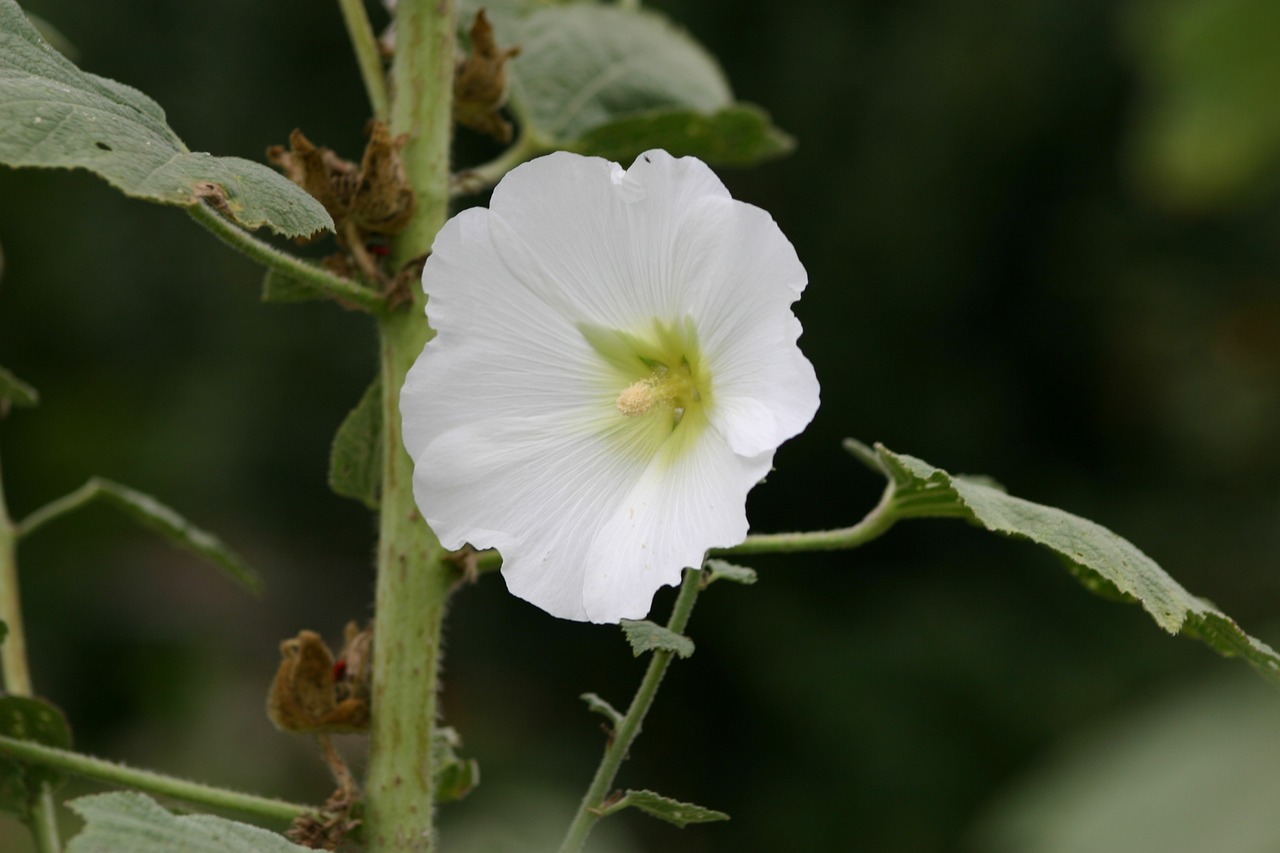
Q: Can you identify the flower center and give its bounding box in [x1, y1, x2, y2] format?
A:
[615, 361, 701, 423]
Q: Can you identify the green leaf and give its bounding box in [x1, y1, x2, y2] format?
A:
[571, 104, 794, 168]
[871, 443, 1280, 680]
[703, 558, 757, 586]
[504, 4, 791, 167]
[328, 377, 382, 510]
[433, 727, 479, 804]
[66, 791, 310, 853]
[603, 790, 729, 828]
[0, 696, 72, 819]
[0, 366, 38, 409]
[92, 479, 264, 595]
[261, 267, 326, 304]
[0, 0, 332, 237]
[620, 619, 695, 659]
[19, 478, 263, 594]
[579, 692, 623, 727]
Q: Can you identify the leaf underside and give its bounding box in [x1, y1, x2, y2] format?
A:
[487, 2, 792, 167]
[0, 0, 331, 237]
[66, 792, 310, 853]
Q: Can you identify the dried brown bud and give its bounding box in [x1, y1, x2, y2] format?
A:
[454, 9, 522, 142]
[267, 122, 414, 248]
[266, 629, 369, 734]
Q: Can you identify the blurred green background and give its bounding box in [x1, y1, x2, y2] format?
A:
[2, 0, 1280, 850]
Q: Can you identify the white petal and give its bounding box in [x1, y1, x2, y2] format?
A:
[582, 430, 772, 623]
[413, 407, 651, 621]
[485, 150, 735, 330]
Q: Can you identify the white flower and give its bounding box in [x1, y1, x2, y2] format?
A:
[400, 150, 819, 623]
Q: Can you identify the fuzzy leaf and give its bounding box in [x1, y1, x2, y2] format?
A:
[66, 792, 309, 853]
[703, 559, 757, 586]
[510, 5, 728, 141]
[328, 377, 382, 510]
[0, 697, 72, 819]
[873, 443, 1280, 681]
[620, 620, 694, 659]
[606, 790, 729, 828]
[570, 104, 794, 168]
[0, 366, 37, 409]
[579, 692, 623, 727]
[0, 0, 331, 237]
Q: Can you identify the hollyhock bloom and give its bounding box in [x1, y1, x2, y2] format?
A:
[401, 150, 819, 623]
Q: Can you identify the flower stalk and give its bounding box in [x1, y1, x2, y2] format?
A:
[337, 0, 391, 122]
[557, 567, 704, 853]
[363, 0, 457, 850]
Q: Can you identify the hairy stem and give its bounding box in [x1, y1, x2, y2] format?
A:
[363, 0, 457, 851]
[557, 568, 703, 853]
[0, 736, 309, 824]
[0, 445, 61, 853]
[338, 0, 391, 122]
[187, 203, 384, 313]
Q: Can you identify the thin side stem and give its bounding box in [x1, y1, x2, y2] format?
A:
[338, 0, 391, 121]
[187, 203, 385, 313]
[0, 445, 60, 853]
[557, 568, 703, 853]
[363, 0, 457, 851]
[0, 736, 309, 825]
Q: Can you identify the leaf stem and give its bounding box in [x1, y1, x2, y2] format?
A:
[0, 444, 61, 853]
[451, 129, 552, 197]
[557, 567, 703, 853]
[337, 0, 391, 122]
[363, 0, 457, 851]
[0, 735, 310, 825]
[187, 202, 385, 313]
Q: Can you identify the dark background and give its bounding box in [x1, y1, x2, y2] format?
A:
[2, 0, 1279, 850]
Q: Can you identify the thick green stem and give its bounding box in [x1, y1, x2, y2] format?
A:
[557, 568, 703, 853]
[338, 0, 391, 121]
[363, 1, 456, 851]
[0, 446, 61, 853]
[0, 736, 309, 825]
[187, 203, 385, 313]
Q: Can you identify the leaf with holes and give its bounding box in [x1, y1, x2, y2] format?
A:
[0, 0, 331, 237]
